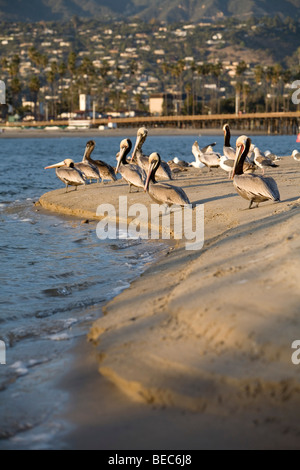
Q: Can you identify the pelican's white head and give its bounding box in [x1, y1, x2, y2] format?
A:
[45, 159, 74, 170]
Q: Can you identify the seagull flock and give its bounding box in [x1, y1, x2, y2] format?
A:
[45, 123, 299, 210]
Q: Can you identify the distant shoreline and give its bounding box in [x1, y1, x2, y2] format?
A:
[0, 127, 282, 139]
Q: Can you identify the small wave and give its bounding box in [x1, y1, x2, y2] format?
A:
[42, 279, 101, 298]
[112, 281, 131, 296]
[35, 297, 106, 318]
[10, 362, 29, 377]
[45, 333, 71, 341]
[4, 318, 78, 346]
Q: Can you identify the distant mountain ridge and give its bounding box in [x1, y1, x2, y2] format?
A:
[0, 0, 300, 22]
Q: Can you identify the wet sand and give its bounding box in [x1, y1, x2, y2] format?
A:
[38, 158, 300, 449]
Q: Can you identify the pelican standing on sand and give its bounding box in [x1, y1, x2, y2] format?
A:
[116, 139, 146, 192]
[232, 136, 280, 209]
[45, 159, 86, 192]
[83, 140, 117, 183]
[75, 141, 100, 182]
[223, 123, 236, 160]
[131, 127, 173, 180]
[144, 153, 190, 207]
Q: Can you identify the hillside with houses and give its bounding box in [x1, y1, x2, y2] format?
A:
[0, 16, 299, 121]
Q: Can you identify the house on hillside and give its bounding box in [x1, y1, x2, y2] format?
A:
[149, 93, 187, 116]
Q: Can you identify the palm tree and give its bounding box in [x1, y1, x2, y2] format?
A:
[58, 61, 67, 113]
[28, 76, 41, 119]
[134, 93, 144, 113]
[10, 77, 22, 110]
[197, 63, 210, 114]
[234, 81, 242, 115]
[68, 52, 77, 114]
[28, 47, 40, 69]
[160, 62, 169, 94]
[271, 64, 283, 112]
[99, 60, 110, 111]
[211, 62, 223, 113]
[79, 57, 95, 95]
[242, 82, 251, 113]
[47, 62, 58, 118]
[254, 65, 264, 86]
[176, 59, 185, 114]
[190, 61, 197, 115]
[9, 55, 21, 78]
[185, 83, 192, 115]
[282, 69, 292, 111]
[235, 61, 247, 114]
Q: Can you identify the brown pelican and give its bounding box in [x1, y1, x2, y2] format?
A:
[292, 150, 300, 161]
[116, 139, 146, 192]
[75, 141, 100, 182]
[233, 136, 280, 209]
[45, 159, 85, 192]
[83, 140, 116, 183]
[144, 153, 190, 207]
[223, 123, 236, 160]
[131, 127, 172, 180]
[254, 147, 279, 175]
[192, 141, 220, 170]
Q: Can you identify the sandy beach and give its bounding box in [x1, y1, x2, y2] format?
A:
[0, 126, 270, 140]
[37, 156, 300, 449]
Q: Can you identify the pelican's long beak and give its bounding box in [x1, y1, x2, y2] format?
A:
[144, 162, 155, 192]
[82, 145, 89, 161]
[115, 148, 126, 174]
[44, 160, 65, 170]
[131, 134, 142, 163]
[232, 143, 245, 178]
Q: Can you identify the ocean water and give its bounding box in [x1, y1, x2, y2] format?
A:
[0, 133, 297, 449]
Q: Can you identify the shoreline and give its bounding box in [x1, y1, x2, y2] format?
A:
[38, 158, 300, 449]
[0, 126, 282, 139]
